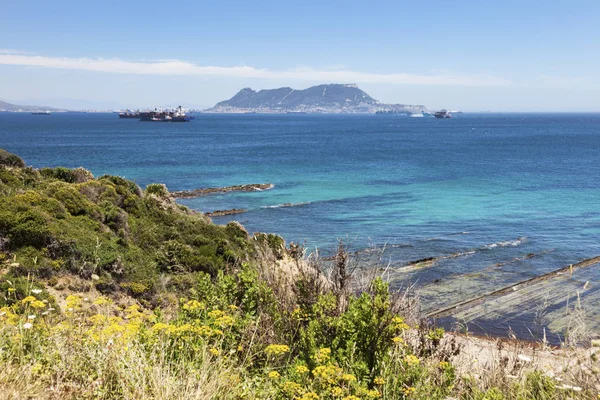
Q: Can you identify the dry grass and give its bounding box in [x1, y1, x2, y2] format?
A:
[0, 335, 246, 400]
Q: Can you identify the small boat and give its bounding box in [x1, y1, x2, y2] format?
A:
[410, 113, 423, 117]
[421, 111, 434, 117]
[31, 111, 51, 115]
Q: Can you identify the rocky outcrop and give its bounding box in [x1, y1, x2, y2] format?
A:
[171, 183, 274, 199]
[205, 208, 248, 217]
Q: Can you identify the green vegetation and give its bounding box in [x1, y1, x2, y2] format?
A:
[0, 149, 596, 399]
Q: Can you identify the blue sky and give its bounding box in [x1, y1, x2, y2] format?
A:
[1, 0, 599, 111]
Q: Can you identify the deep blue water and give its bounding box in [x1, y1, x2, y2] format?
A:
[2, 112, 600, 341]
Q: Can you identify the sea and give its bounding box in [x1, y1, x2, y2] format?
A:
[1, 112, 600, 344]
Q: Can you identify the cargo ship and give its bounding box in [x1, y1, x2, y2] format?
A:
[434, 109, 452, 119]
[139, 106, 194, 122]
[119, 110, 140, 119]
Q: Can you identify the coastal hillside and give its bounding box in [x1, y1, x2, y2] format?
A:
[205, 83, 426, 114]
[0, 100, 60, 112]
[0, 148, 597, 399]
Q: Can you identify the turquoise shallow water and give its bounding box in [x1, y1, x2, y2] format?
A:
[1, 112, 600, 342]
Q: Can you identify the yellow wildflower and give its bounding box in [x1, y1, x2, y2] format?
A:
[65, 295, 81, 310]
[209, 348, 220, 356]
[265, 344, 290, 356]
[374, 377, 385, 385]
[403, 386, 416, 396]
[88, 314, 108, 325]
[295, 365, 309, 374]
[341, 374, 357, 382]
[343, 396, 360, 400]
[208, 309, 224, 319]
[30, 300, 46, 309]
[392, 316, 410, 330]
[194, 325, 213, 336]
[300, 393, 319, 400]
[7, 288, 16, 293]
[367, 389, 381, 398]
[228, 304, 238, 311]
[215, 315, 235, 327]
[125, 304, 143, 319]
[314, 347, 331, 363]
[268, 370, 280, 379]
[182, 300, 205, 311]
[0, 307, 18, 325]
[404, 355, 420, 366]
[282, 381, 302, 395]
[392, 336, 404, 344]
[21, 296, 36, 304]
[93, 296, 111, 306]
[331, 387, 344, 396]
[439, 361, 451, 369]
[31, 363, 43, 375]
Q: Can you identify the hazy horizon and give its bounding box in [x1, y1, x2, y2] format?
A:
[1, 0, 599, 112]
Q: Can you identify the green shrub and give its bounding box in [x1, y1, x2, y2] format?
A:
[254, 232, 285, 259]
[121, 281, 151, 296]
[225, 221, 248, 240]
[0, 168, 20, 186]
[0, 148, 25, 168]
[78, 180, 119, 204]
[46, 182, 96, 216]
[145, 183, 169, 197]
[40, 166, 77, 183]
[99, 175, 143, 198]
[0, 210, 51, 248]
[10, 246, 60, 278]
[13, 190, 66, 218]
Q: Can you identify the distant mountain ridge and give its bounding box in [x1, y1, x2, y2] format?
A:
[206, 84, 426, 114]
[0, 100, 62, 112]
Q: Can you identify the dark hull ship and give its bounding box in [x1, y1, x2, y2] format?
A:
[434, 109, 452, 118]
[139, 106, 194, 122]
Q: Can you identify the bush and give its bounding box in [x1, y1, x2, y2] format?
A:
[226, 221, 248, 240]
[0, 148, 25, 168]
[0, 210, 51, 248]
[99, 175, 143, 198]
[145, 183, 169, 197]
[71, 167, 94, 183]
[40, 166, 78, 183]
[13, 191, 66, 218]
[46, 182, 96, 216]
[254, 232, 285, 259]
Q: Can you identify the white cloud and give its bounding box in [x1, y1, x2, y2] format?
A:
[0, 48, 34, 55]
[0, 51, 511, 87]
